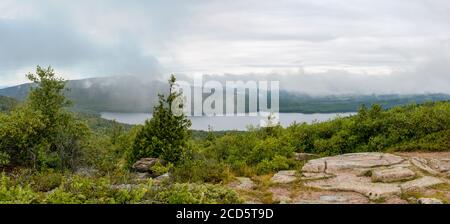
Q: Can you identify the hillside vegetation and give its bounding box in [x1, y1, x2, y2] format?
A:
[1, 66, 450, 204]
[0, 96, 17, 112]
[2, 76, 450, 114]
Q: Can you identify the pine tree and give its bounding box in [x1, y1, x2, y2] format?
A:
[130, 75, 191, 164]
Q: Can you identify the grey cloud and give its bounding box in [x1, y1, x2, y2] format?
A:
[195, 46, 450, 95]
[0, 1, 162, 81]
[1, 0, 450, 95]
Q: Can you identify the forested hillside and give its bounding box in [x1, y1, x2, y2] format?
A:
[2, 76, 450, 114]
[0, 96, 17, 112]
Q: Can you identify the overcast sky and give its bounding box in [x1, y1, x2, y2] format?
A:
[1, 0, 450, 94]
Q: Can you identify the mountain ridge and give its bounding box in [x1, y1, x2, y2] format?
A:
[1, 76, 450, 114]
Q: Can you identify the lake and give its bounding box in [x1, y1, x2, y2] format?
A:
[101, 112, 355, 131]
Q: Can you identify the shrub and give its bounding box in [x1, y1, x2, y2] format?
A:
[172, 158, 232, 184]
[150, 161, 173, 177]
[0, 66, 89, 170]
[256, 155, 291, 175]
[156, 183, 242, 204]
[30, 169, 64, 192]
[0, 173, 39, 204]
[44, 175, 150, 204]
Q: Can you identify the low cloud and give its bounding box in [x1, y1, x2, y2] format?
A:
[1, 0, 450, 95]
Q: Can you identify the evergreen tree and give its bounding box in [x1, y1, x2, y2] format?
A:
[0, 66, 88, 169]
[130, 75, 191, 164]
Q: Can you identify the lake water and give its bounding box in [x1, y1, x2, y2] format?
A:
[101, 112, 355, 131]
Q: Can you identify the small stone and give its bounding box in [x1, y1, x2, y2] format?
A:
[417, 198, 443, 204]
[371, 167, 416, 183]
[271, 170, 297, 184]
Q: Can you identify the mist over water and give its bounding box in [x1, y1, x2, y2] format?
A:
[100, 112, 355, 131]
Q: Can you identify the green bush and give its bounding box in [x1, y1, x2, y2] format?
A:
[156, 183, 242, 204]
[172, 158, 232, 183]
[285, 102, 450, 155]
[29, 169, 64, 192]
[150, 161, 173, 177]
[256, 155, 291, 175]
[0, 173, 39, 204]
[202, 130, 295, 175]
[44, 175, 150, 204]
[0, 66, 89, 170]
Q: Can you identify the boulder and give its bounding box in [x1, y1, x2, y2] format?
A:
[132, 158, 166, 174]
[371, 167, 416, 183]
[417, 198, 443, 204]
[271, 170, 297, 184]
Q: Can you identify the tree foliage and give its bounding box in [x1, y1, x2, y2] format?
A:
[0, 66, 88, 170]
[130, 75, 191, 164]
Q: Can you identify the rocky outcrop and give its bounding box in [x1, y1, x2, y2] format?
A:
[303, 173, 402, 200]
[301, 153, 446, 200]
[271, 170, 297, 184]
[293, 191, 370, 204]
[234, 152, 450, 204]
[410, 157, 440, 175]
[371, 167, 415, 183]
[400, 176, 444, 192]
[301, 172, 334, 180]
[302, 153, 405, 174]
